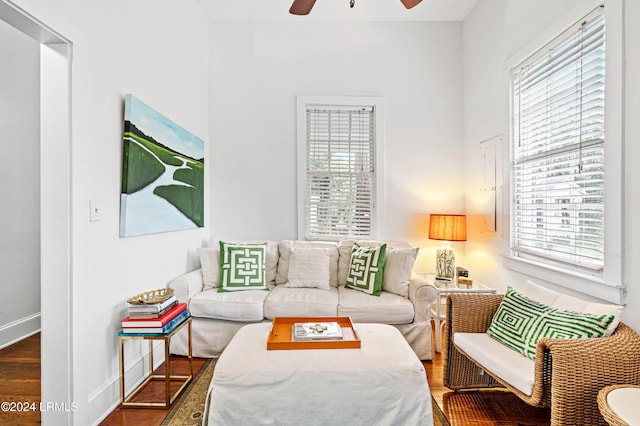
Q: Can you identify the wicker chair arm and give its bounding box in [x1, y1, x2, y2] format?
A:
[535, 323, 640, 425]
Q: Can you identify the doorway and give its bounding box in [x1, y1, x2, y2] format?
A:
[0, 1, 73, 423]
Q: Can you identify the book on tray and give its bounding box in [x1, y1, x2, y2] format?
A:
[121, 302, 187, 328]
[121, 308, 190, 334]
[292, 321, 343, 341]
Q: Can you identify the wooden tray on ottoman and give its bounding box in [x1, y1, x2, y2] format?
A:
[267, 316, 361, 350]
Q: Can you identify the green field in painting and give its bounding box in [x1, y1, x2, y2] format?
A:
[121, 139, 165, 194]
[123, 131, 204, 227]
[154, 159, 205, 227]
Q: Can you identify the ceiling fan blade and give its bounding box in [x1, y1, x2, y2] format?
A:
[290, 0, 317, 15]
[400, 0, 422, 9]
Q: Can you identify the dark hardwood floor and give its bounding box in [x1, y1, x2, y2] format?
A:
[0, 326, 455, 426]
[0, 333, 41, 425]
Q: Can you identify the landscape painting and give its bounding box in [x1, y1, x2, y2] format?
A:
[120, 94, 204, 237]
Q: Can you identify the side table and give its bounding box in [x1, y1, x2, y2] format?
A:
[419, 273, 496, 353]
[598, 384, 640, 425]
[119, 316, 193, 408]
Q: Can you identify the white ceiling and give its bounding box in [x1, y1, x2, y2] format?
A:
[199, 0, 478, 22]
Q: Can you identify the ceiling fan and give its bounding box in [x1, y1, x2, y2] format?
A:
[289, 0, 423, 16]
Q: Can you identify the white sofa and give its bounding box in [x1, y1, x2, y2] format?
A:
[168, 239, 438, 360]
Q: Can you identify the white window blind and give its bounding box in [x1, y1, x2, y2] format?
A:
[511, 7, 605, 272]
[303, 105, 375, 240]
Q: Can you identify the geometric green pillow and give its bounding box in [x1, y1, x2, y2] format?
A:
[488, 287, 615, 360]
[488, 287, 549, 358]
[523, 305, 614, 360]
[345, 242, 386, 296]
[218, 241, 268, 292]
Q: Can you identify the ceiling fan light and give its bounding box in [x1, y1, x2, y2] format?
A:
[400, 0, 423, 9]
[290, 0, 317, 15]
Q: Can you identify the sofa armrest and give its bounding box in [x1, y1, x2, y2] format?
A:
[408, 274, 437, 323]
[534, 322, 640, 425]
[168, 269, 204, 304]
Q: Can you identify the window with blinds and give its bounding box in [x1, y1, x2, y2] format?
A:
[510, 7, 605, 272]
[302, 105, 376, 240]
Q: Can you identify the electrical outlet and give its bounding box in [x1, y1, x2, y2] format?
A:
[90, 200, 101, 222]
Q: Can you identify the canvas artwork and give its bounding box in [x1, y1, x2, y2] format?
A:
[120, 94, 204, 237]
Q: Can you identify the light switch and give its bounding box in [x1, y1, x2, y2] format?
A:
[90, 200, 101, 222]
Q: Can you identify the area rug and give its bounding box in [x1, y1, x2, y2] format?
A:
[162, 358, 448, 425]
[442, 390, 550, 426]
[161, 358, 217, 426]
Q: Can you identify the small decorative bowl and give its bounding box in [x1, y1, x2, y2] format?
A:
[127, 288, 174, 305]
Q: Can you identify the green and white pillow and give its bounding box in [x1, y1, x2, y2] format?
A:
[218, 241, 268, 292]
[488, 287, 615, 360]
[345, 242, 387, 296]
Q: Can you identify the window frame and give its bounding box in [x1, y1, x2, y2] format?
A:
[503, 1, 624, 304]
[296, 95, 385, 241]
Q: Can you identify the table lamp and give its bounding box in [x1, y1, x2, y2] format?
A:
[428, 214, 467, 281]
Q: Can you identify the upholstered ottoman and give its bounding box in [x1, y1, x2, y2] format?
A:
[204, 322, 433, 425]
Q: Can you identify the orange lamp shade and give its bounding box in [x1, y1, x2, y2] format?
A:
[428, 214, 467, 242]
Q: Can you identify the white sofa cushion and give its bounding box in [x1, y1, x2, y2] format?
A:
[337, 240, 412, 286]
[383, 247, 419, 298]
[188, 288, 269, 322]
[284, 247, 331, 290]
[522, 280, 623, 336]
[455, 332, 535, 396]
[276, 241, 339, 287]
[337, 286, 415, 324]
[264, 285, 339, 319]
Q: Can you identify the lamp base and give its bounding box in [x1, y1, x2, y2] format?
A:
[435, 243, 455, 281]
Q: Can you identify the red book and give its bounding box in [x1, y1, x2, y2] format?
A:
[121, 303, 187, 328]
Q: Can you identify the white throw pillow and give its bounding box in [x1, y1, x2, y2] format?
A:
[284, 248, 331, 290]
[382, 247, 419, 298]
[198, 247, 220, 291]
[276, 241, 339, 287]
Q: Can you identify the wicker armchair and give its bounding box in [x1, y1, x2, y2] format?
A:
[443, 293, 640, 426]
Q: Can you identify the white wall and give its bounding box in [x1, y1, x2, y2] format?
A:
[209, 21, 465, 272]
[0, 18, 41, 347]
[10, 0, 210, 424]
[462, 0, 640, 332]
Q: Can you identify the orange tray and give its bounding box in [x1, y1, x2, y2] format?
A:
[267, 316, 361, 350]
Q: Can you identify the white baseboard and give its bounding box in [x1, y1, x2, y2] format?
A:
[0, 313, 41, 349]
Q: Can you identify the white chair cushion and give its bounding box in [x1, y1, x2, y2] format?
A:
[263, 285, 339, 319]
[522, 280, 623, 335]
[454, 332, 535, 396]
[188, 288, 269, 321]
[337, 286, 415, 324]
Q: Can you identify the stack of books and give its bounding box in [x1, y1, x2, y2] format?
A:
[121, 295, 190, 334]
